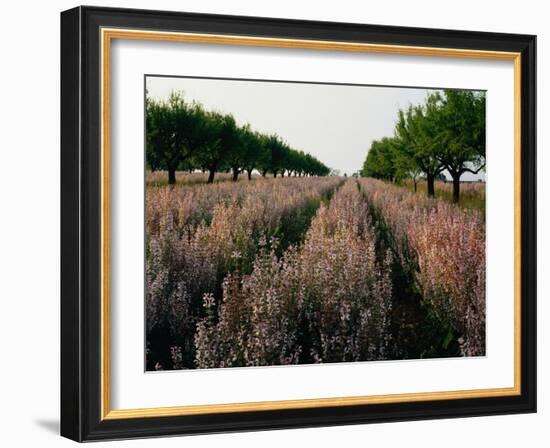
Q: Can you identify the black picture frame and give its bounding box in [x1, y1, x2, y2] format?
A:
[61, 5, 536, 442]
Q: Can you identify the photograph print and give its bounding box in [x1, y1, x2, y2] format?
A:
[144, 75, 486, 371]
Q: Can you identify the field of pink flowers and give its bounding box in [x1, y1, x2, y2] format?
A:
[359, 178, 485, 357]
[194, 180, 392, 368]
[146, 175, 342, 369]
[146, 174, 486, 370]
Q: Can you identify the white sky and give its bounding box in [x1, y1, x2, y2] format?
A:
[146, 76, 482, 179]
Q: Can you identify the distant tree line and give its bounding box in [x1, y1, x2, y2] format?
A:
[146, 91, 331, 184]
[362, 90, 485, 202]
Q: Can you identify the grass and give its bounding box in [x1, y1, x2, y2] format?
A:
[145, 170, 236, 187]
[400, 179, 485, 212]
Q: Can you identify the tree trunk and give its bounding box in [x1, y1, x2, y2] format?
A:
[261, 170, 267, 177]
[207, 168, 216, 184]
[232, 167, 239, 182]
[427, 174, 435, 197]
[452, 176, 460, 203]
[413, 180, 417, 193]
[168, 167, 176, 185]
[247, 169, 252, 180]
[273, 171, 277, 178]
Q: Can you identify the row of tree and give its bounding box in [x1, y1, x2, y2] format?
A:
[146, 92, 330, 184]
[362, 90, 485, 202]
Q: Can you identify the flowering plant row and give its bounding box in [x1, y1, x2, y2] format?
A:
[146, 176, 342, 369]
[146, 174, 485, 370]
[195, 180, 393, 368]
[359, 178, 485, 356]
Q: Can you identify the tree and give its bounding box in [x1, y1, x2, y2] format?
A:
[146, 98, 173, 177]
[265, 135, 286, 177]
[294, 150, 306, 177]
[360, 90, 486, 202]
[254, 133, 272, 177]
[146, 91, 331, 184]
[394, 103, 445, 197]
[433, 90, 486, 202]
[194, 112, 240, 184]
[362, 137, 398, 181]
[146, 92, 205, 185]
[240, 129, 264, 180]
[226, 124, 251, 181]
[393, 146, 423, 192]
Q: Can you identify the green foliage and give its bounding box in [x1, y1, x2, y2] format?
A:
[146, 92, 210, 184]
[361, 89, 486, 202]
[192, 111, 239, 182]
[361, 137, 398, 181]
[434, 90, 486, 178]
[146, 91, 331, 183]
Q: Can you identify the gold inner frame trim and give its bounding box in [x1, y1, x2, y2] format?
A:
[100, 27, 522, 421]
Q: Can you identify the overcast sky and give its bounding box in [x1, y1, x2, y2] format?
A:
[146, 76, 481, 179]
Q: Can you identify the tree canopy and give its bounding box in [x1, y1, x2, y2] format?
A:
[146, 91, 330, 183]
[361, 89, 486, 202]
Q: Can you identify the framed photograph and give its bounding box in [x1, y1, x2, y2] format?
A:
[60, 6, 536, 442]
